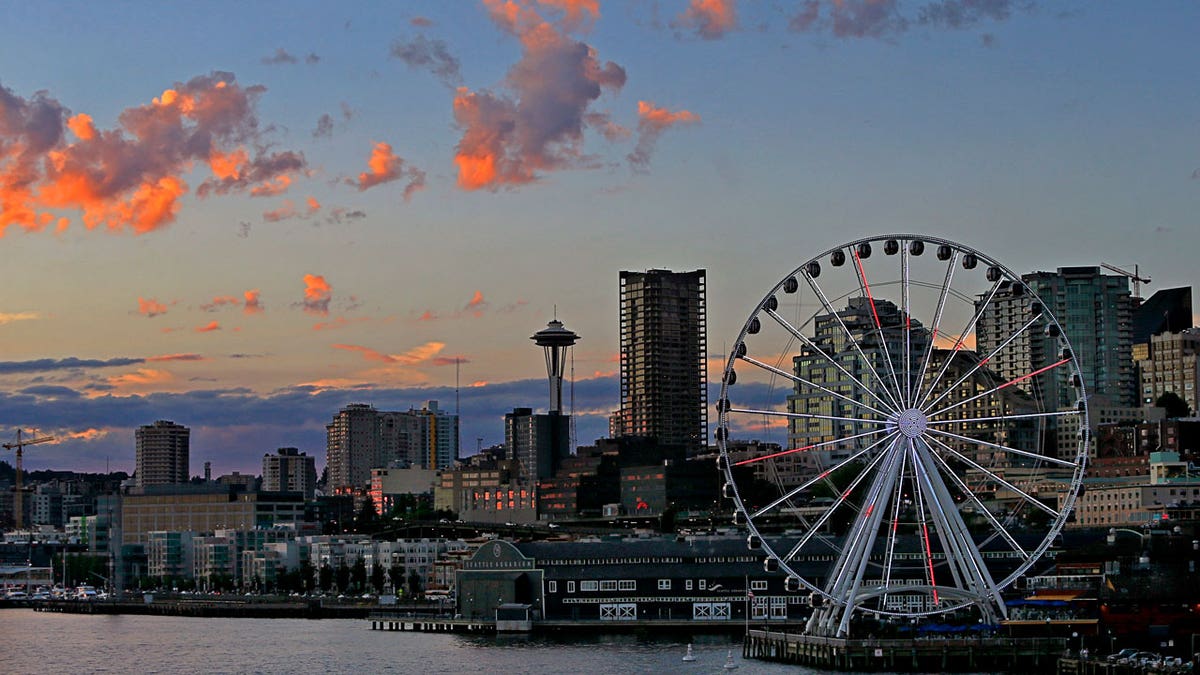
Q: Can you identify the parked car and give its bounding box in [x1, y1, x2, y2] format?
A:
[1107, 649, 1138, 663]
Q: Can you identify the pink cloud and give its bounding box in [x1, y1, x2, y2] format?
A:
[452, 0, 626, 190]
[674, 0, 738, 39]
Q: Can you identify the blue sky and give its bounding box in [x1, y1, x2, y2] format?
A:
[1, 1, 1197, 475]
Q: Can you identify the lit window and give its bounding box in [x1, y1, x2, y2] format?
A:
[581, 580, 598, 592]
[548, 581, 557, 593]
[658, 579, 671, 590]
[685, 580, 693, 591]
[567, 581, 575, 593]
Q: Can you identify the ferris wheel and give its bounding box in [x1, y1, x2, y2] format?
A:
[715, 235, 1089, 638]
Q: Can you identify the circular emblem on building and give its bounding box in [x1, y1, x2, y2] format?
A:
[492, 542, 502, 557]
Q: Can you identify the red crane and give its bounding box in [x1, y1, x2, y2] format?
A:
[3, 430, 55, 530]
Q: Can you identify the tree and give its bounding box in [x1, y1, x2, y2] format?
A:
[335, 562, 351, 593]
[370, 563, 386, 594]
[407, 569, 422, 598]
[388, 563, 405, 594]
[318, 564, 334, 592]
[1156, 392, 1191, 418]
[298, 559, 316, 593]
[350, 557, 367, 593]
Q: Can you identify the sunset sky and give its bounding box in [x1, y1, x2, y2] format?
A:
[2, 1, 1198, 476]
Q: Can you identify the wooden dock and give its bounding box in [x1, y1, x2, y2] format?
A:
[744, 630, 1069, 672]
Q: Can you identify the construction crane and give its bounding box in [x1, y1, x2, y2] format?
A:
[3, 429, 55, 531]
[1101, 262, 1151, 300]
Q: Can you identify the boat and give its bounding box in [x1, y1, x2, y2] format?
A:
[682, 644, 697, 662]
[723, 649, 739, 670]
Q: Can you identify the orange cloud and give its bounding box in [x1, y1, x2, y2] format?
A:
[200, 295, 240, 312]
[138, 297, 169, 317]
[65, 428, 107, 441]
[469, 380, 489, 387]
[312, 316, 370, 331]
[147, 353, 204, 362]
[263, 199, 297, 222]
[107, 368, 172, 388]
[305, 196, 320, 213]
[348, 142, 425, 200]
[250, 173, 292, 197]
[66, 113, 96, 140]
[417, 310, 439, 322]
[675, 0, 737, 39]
[0, 73, 306, 237]
[333, 341, 446, 366]
[195, 320, 221, 333]
[628, 100, 700, 170]
[538, 0, 600, 29]
[453, 0, 626, 190]
[243, 289, 263, 315]
[0, 311, 39, 325]
[302, 274, 332, 315]
[432, 355, 470, 366]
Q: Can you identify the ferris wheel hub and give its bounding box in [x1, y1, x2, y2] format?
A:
[897, 408, 928, 439]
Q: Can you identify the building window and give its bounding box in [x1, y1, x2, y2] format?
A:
[581, 580, 598, 592]
[658, 579, 671, 591]
[699, 579, 707, 590]
[751, 580, 768, 591]
[567, 581, 575, 593]
[619, 580, 636, 591]
[548, 580, 557, 593]
[600, 580, 618, 592]
[685, 580, 693, 591]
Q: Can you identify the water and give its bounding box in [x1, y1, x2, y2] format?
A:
[0, 610, 810, 674]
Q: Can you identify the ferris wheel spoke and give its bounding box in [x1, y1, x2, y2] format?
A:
[880, 445, 910, 599]
[739, 354, 895, 420]
[923, 434, 1059, 517]
[729, 406, 890, 427]
[797, 270, 903, 412]
[920, 439, 1029, 560]
[910, 440, 1006, 611]
[925, 409, 1080, 427]
[927, 358, 1075, 420]
[915, 278, 1004, 410]
[750, 432, 900, 519]
[780, 439, 898, 564]
[910, 251, 959, 409]
[907, 446, 939, 602]
[852, 248, 906, 409]
[763, 307, 897, 413]
[732, 428, 887, 467]
[921, 314, 1043, 414]
[925, 427, 1079, 469]
[901, 243, 913, 407]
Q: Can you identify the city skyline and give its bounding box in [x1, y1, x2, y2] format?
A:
[2, 2, 1199, 475]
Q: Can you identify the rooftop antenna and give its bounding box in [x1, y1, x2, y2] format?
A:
[455, 357, 461, 458]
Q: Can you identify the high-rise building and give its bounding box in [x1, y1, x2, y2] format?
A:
[1137, 328, 1200, 414]
[135, 420, 190, 487]
[505, 407, 570, 483]
[1133, 287, 1192, 345]
[326, 404, 381, 491]
[616, 269, 708, 452]
[326, 401, 459, 491]
[262, 447, 318, 498]
[977, 267, 1135, 409]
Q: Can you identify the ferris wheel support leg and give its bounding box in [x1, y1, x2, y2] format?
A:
[912, 439, 1007, 623]
[812, 447, 904, 637]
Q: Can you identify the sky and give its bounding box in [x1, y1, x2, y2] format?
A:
[2, 1, 1198, 476]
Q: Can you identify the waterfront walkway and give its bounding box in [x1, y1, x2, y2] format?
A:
[744, 629, 1069, 672]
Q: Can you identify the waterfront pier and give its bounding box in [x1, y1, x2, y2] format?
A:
[743, 630, 1069, 672]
